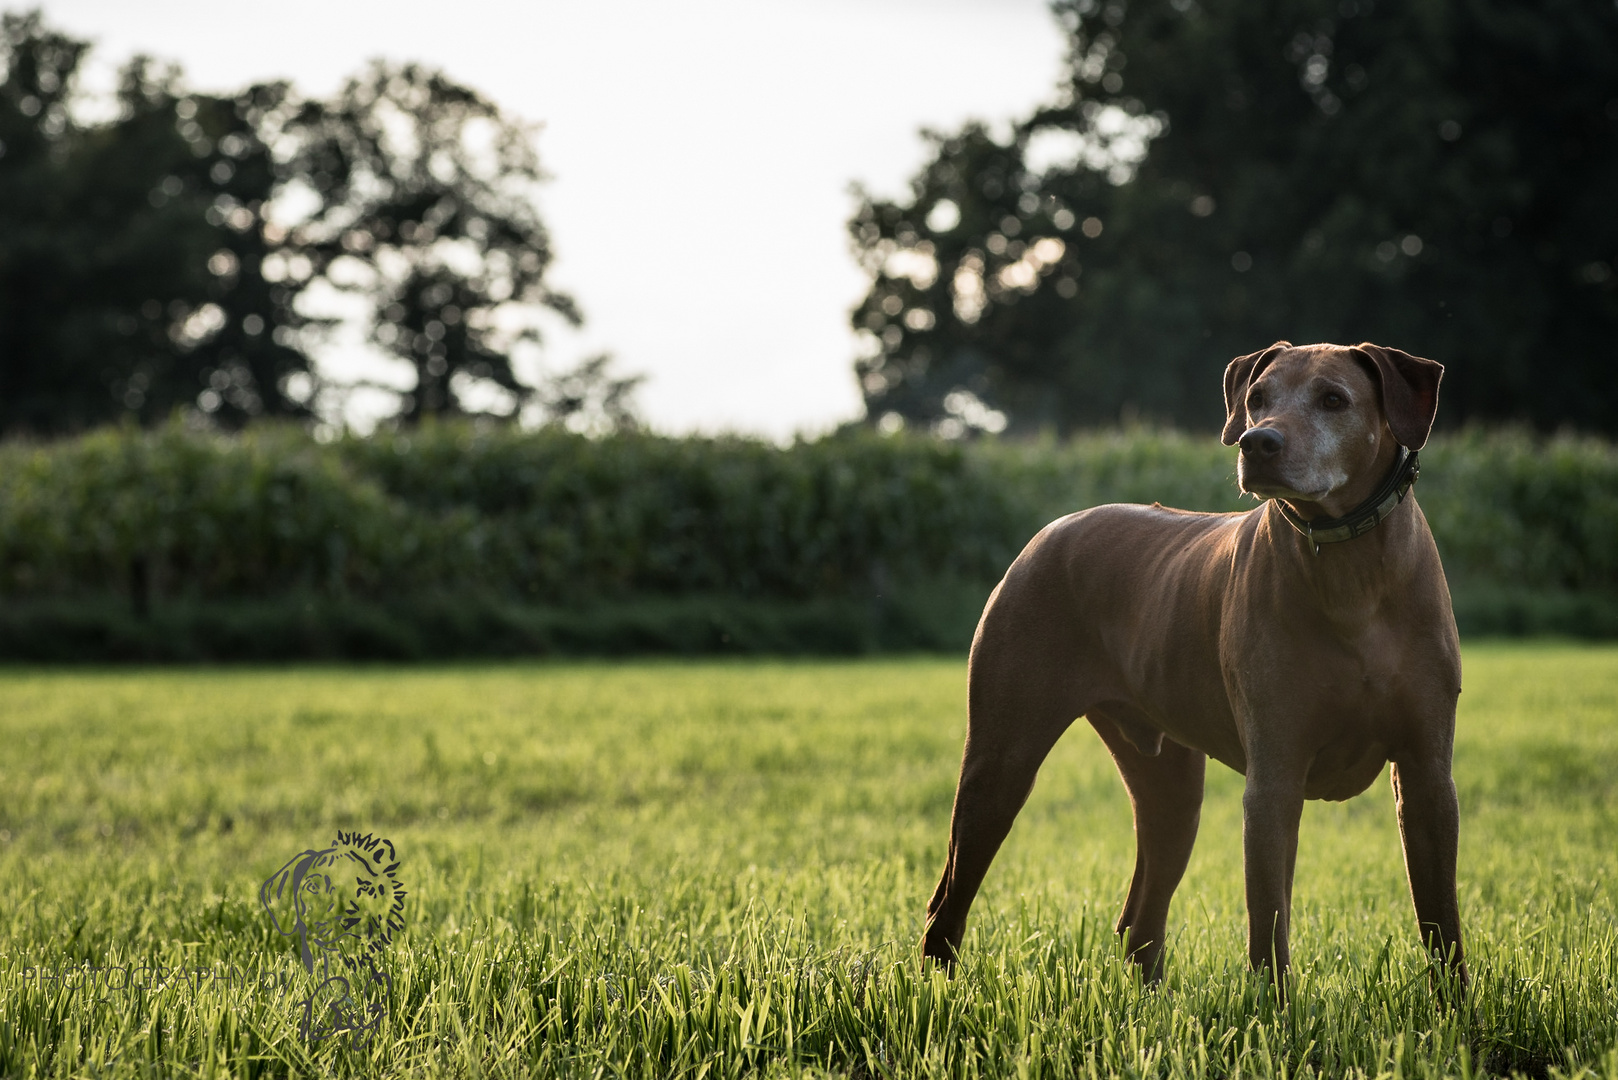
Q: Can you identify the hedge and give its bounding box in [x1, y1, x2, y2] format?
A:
[0, 422, 1613, 658]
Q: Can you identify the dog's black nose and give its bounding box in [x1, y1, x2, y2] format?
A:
[1238, 426, 1284, 457]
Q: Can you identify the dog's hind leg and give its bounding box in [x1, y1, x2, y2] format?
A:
[1089, 713, 1206, 982]
[922, 623, 1084, 968]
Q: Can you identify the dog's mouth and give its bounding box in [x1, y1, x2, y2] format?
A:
[1242, 479, 1331, 502]
[1238, 460, 1334, 503]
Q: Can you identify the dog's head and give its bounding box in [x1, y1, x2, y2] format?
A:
[1221, 341, 1443, 513]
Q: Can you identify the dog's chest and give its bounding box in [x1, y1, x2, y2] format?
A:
[1290, 638, 1432, 799]
[1304, 733, 1391, 801]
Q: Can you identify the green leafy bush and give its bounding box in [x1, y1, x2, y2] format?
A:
[0, 422, 1613, 656]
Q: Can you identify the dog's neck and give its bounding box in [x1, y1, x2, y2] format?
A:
[1262, 474, 1427, 624]
[1268, 442, 1417, 555]
[1281, 437, 1406, 522]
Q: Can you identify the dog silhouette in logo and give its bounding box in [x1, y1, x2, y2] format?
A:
[260, 831, 405, 1047]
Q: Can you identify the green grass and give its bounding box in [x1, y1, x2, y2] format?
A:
[2, 645, 1616, 1078]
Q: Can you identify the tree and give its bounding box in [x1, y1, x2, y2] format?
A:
[851, 0, 1618, 436]
[1, 17, 596, 438]
[282, 62, 579, 424]
[181, 78, 320, 427]
[531, 353, 644, 435]
[0, 12, 316, 436]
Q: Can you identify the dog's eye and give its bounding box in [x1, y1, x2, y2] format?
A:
[1322, 391, 1345, 410]
[1247, 390, 1264, 411]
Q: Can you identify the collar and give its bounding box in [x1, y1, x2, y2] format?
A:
[1271, 448, 1419, 555]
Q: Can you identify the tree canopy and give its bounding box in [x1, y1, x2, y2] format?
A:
[0, 12, 313, 435]
[0, 12, 606, 439]
[279, 62, 582, 424]
[851, 0, 1618, 437]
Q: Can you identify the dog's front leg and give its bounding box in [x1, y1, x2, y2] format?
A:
[1241, 762, 1307, 986]
[1391, 752, 1467, 996]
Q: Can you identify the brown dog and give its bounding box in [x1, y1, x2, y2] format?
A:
[922, 341, 1465, 990]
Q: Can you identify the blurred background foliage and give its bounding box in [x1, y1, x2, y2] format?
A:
[0, 12, 312, 433]
[6, 3, 1617, 442]
[0, 424, 1614, 658]
[851, 0, 1618, 437]
[2, 5, 1617, 656]
[0, 10, 636, 437]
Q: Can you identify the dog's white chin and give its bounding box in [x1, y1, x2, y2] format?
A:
[1241, 479, 1334, 503]
[1240, 463, 1344, 504]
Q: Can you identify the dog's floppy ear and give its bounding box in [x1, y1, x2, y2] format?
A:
[1221, 341, 1291, 445]
[1351, 343, 1444, 450]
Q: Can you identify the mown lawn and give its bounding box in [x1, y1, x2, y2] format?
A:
[2, 644, 1616, 1078]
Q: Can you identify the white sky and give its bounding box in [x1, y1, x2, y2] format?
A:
[43, 0, 1068, 439]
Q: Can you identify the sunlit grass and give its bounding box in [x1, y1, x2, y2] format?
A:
[2, 645, 1616, 1077]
